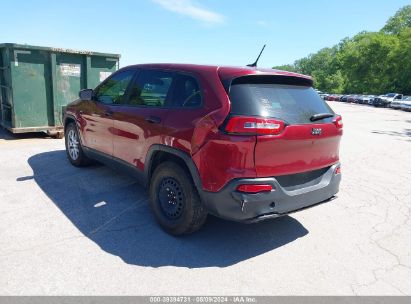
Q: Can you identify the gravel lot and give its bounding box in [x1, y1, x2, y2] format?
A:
[1, 102, 410, 295]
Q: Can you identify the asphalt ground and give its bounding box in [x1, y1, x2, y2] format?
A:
[0, 102, 410, 295]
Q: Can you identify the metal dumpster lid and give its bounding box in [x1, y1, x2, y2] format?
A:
[0, 43, 120, 58]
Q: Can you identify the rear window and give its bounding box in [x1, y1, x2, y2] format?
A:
[171, 74, 202, 108]
[229, 83, 335, 124]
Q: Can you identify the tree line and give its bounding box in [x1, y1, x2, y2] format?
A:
[273, 6, 411, 95]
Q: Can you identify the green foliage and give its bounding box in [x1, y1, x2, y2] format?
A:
[338, 32, 399, 94]
[391, 28, 411, 94]
[382, 5, 411, 34]
[273, 6, 411, 95]
[272, 64, 298, 73]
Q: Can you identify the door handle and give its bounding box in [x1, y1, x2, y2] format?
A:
[104, 110, 113, 117]
[145, 116, 161, 124]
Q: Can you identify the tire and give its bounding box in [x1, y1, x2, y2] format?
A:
[149, 161, 207, 235]
[65, 122, 91, 167]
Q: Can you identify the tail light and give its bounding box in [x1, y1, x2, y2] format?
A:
[335, 166, 341, 174]
[225, 116, 285, 135]
[333, 115, 343, 129]
[236, 184, 273, 193]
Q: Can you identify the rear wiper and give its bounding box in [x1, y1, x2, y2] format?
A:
[310, 113, 334, 122]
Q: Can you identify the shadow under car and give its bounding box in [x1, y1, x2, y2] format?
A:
[24, 150, 309, 268]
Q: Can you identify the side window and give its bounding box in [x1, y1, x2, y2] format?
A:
[126, 70, 173, 107]
[172, 75, 202, 108]
[94, 70, 134, 105]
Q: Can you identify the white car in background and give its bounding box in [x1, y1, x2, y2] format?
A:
[400, 97, 411, 111]
[390, 94, 405, 109]
[374, 93, 403, 107]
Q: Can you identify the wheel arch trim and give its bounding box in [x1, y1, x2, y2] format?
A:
[145, 145, 203, 191]
[64, 114, 77, 129]
[63, 114, 87, 149]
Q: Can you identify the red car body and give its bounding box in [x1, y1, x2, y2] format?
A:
[64, 64, 342, 233]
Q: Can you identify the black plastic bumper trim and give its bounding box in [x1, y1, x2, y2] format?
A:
[198, 163, 341, 222]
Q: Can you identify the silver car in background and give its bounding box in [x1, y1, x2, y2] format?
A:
[391, 97, 404, 109]
[400, 97, 411, 111]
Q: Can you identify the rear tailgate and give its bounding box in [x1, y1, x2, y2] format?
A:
[228, 75, 342, 177]
[255, 123, 341, 176]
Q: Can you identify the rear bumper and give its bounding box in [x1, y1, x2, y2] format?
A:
[199, 163, 341, 222]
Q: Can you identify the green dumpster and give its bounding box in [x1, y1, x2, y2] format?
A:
[0, 43, 120, 137]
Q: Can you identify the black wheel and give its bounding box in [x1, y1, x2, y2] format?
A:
[64, 122, 91, 167]
[149, 161, 207, 235]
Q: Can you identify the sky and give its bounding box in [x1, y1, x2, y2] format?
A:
[0, 0, 410, 68]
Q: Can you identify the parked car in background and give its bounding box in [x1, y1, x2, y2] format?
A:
[356, 95, 365, 104]
[319, 93, 329, 100]
[63, 64, 343, 235]
[367, 95, 377, 105]
[400, 97, 411, 111]
[374, 93, 403, 107]
[374, 95, 388, 107]
[390, 95, 405, 109]
[329, 95, 339, 101]
[340, 95, 348, 102]
[360, 95, 370, 105]
[347, 95, 357, 103]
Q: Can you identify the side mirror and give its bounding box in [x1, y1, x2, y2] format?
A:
[79, 89, 94, 101]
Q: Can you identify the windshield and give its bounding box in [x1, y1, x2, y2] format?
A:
[386, 93, 396, 97]
[229, 83, 335, 124]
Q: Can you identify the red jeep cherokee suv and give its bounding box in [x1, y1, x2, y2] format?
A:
[64, 64, 342, 235]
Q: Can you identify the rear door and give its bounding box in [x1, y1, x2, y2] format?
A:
[112, 69, 173, 169]
[228, 77, 343, 177]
